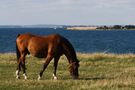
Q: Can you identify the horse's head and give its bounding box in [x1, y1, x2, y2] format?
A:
[69, 61, 79, 79]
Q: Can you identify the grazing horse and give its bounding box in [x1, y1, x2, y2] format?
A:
[16, 33, 79, 80]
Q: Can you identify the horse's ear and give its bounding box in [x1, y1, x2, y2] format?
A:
[17, 34, 21, 37]
[77, 59, 80, 63]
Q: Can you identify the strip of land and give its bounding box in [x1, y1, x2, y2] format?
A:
[66, 25, 135, 30]
[67, 26, 97, 30]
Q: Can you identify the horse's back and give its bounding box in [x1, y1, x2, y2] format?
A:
[16, 33, 62, 57]
[16, 33, 76, 59]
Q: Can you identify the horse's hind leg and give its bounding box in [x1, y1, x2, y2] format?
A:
[16, 60, 21, 79]
[21, 53, 27, 80]
[16, 53, 27, 80]
[53, 56, 60, 80]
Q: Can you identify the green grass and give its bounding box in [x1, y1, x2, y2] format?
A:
[1, 53, 135, 90]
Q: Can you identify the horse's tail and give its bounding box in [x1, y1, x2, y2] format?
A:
[61, 36, 79, 62]
[16, 34, 20, 62]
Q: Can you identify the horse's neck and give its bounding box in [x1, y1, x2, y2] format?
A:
[65, 53, 78, 64]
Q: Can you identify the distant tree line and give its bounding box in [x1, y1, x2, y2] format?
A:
[97, 25, 135, 30]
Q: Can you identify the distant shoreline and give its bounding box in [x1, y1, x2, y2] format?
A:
[0, 24, 135, 30]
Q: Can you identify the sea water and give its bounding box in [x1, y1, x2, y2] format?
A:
[0, 28, 135, 54]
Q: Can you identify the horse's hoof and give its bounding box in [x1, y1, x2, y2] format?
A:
[23, 74, 28, 80]
[54, 77, 57, 80]
[24, 77, 28, 80]
[16, 70, 19, 75]
[53, 74, 57, 80]
[16, 76, 20, 80]
[38, 75, 41, 80]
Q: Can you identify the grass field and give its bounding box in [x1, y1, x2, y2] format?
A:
[1, 53, 135, 90]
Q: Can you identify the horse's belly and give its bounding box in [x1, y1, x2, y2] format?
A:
[28, 47, 47, 58]
[31, 51, 47, 58]
[28, 41, 48, 58]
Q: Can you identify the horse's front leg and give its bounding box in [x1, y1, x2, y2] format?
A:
[53, 56, 60, 80]
[38, 54, 53, 80]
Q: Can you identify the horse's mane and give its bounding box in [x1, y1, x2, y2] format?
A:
[61, 36, 78, 62]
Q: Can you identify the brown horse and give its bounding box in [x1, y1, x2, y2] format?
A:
[16, 33, 79, 80]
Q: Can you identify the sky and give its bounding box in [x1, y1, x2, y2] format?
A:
[0, 0, 135, 25]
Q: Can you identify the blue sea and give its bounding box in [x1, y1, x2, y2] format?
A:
[0, 28, 135, 54]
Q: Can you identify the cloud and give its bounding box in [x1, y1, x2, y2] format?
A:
[1, 0, 134, 11]
[0, 0, 135, 25]
[94, 0, 135, 9]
